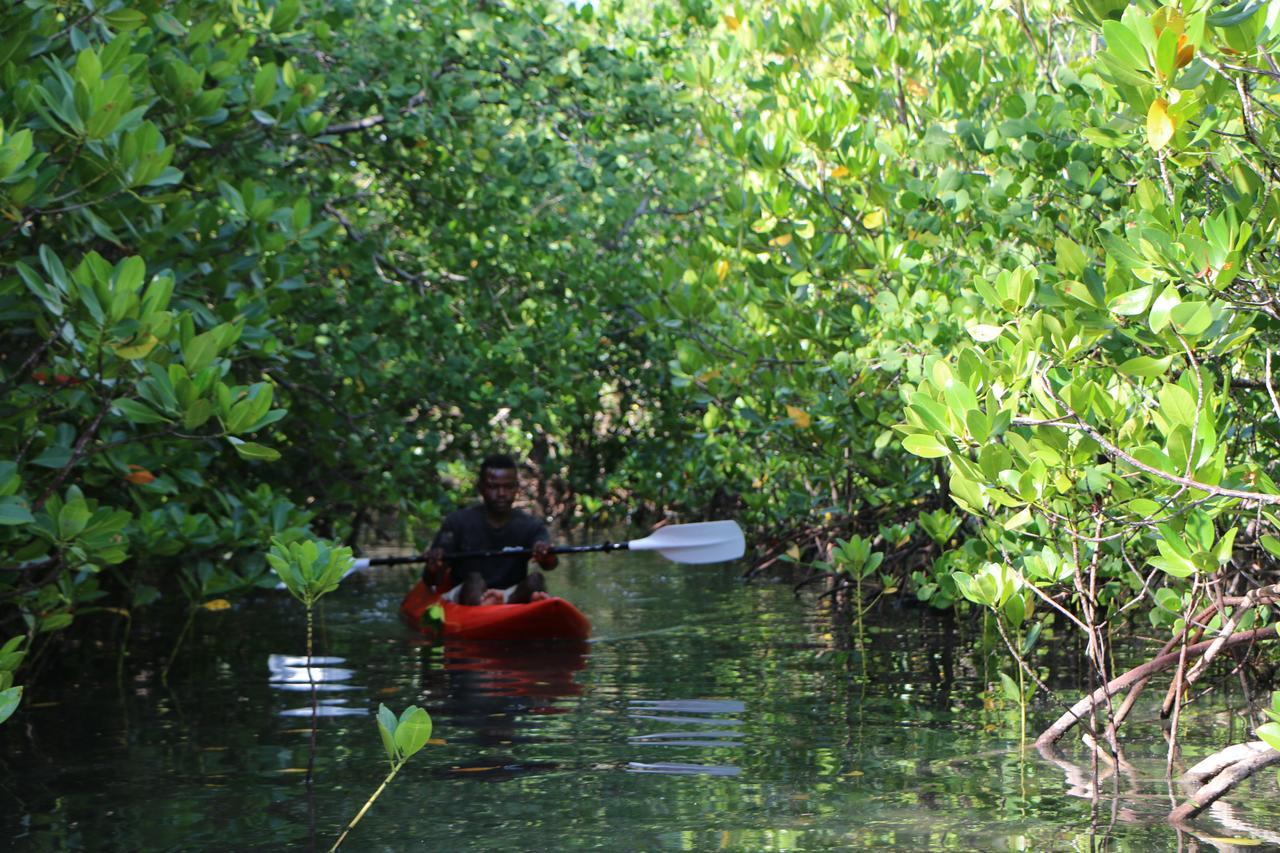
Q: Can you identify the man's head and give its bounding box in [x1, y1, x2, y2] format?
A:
[477, 453, 519, 518]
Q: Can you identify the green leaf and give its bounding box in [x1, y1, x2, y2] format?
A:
[103, 9, 148, 30]
[253, 64, 278, 107]
[57, 501, 91, 538]
[1170, 302, 1212, 337]
[1258, 721, 1280, 753]
[394, 706, 433, 759]
[1118, 355, 1173, 377]
[377, 703, 400, 762]
[903, 434, 951, 458]
[1109, 284, 1154, 316]
[230, 440, 282, 462]
[0, 686, 20, 725]
[999, 671, 1021, 702]
[1054, 236, 1087, 275]
[183, 399, 215, 430]
[113, 398, 172, 425]
[182, 331, 219, 373]
[1102, 20, 1150, 73]
[1148, 286, 1181, 333]
[965, 322, 1005, 343]
[0, 496, 34, 526]
[1159, 383, 1197, 429]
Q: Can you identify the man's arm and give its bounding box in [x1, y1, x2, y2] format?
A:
[422, 521, 459, 589]
[531, 527, 558, 570]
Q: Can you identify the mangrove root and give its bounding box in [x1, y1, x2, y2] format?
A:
[1034, 626, 1277, 748]
[1169, 740, 1280, 824]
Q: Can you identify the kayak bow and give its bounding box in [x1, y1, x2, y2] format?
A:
[399, 580, 591, 641]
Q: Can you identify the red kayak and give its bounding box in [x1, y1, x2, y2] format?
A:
[399, 580, 591, 641]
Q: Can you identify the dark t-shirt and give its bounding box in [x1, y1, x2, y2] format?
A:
[430, 505, 551, 590]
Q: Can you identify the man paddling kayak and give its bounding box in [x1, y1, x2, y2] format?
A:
[422, 454, 559, 606]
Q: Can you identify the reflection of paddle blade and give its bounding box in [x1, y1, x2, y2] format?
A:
[627, 762, 741, 776]
[627, 521, 745, 564]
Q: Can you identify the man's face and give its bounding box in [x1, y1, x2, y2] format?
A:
[478, 467, 518, 515]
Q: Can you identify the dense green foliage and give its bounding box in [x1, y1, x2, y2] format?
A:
[2, 0, 1278, 789]
[670, 0, 1279, 758]
[0, 1, 712, 672]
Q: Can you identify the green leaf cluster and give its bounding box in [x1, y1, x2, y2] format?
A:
[267, 536, 353, 608]
[376, 703, 433, 768]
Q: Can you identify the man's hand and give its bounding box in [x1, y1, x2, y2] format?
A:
[532, 540, 558, 569]
[422, 547, 447, 588]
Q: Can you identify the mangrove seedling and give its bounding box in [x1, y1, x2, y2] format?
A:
[267, 536, 355, 659]
[268, 535, 355, 783]
[330, 703, 434, 851]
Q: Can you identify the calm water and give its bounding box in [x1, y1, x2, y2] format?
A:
[3, 548, 1278, 850]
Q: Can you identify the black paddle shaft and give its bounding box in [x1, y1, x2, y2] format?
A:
[361, 542, 629, 567]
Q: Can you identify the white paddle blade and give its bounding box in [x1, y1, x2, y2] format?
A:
[628, 521, 745, 564]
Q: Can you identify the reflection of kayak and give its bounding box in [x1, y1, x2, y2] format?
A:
[444, 639, 589, 699]
[399, 580, 591, 640]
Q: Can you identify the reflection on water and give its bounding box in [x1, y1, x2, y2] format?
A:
[627, 698, 744, 775]
[440, 640, 588, 700]
[267, 654, 357, 691]
[268, 653, 364, 718]
[2, 550, 1278, 851]
[627, 761, 742, 776]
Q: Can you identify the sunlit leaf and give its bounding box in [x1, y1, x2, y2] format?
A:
[1147, 99, 1174, 150]
[786, 405, 811, 428]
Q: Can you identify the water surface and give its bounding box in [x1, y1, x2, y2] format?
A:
[3, 548, 1278, 850]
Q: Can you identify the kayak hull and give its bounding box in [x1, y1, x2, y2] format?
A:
[399, 580, 591, 641]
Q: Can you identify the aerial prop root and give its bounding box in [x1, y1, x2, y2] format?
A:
[1034, 625, 1277, 749]
[1169, 741, 1280, 824]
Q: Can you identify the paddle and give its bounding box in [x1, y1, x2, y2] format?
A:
[346, 520, 745, 574]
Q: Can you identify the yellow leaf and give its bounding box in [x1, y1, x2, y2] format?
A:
[1152, 6, 1184, 38]
[829, 165, 849, 179]
[714, 259, 730, 281]
[723, 14, 740, 30]
[769, 233, 792, 248]
[1147, 99, 1174, 151]
[861, 209, 885, 229]
[786, 405, 811, 428]
[112, 334, 159, 360]
[202, 598, 231, 612]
